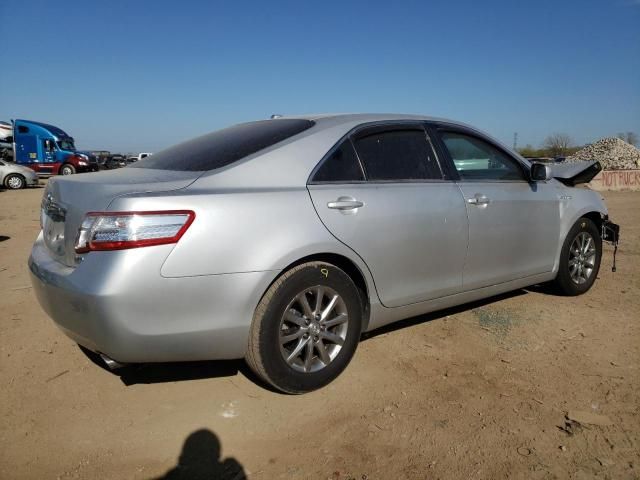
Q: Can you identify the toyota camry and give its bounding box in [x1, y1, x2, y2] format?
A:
[29, 114, 619, 393]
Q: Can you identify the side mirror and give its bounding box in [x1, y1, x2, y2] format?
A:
[530, 162, 552, 182]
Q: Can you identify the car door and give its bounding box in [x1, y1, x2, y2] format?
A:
[307, 123, 468, 308]
[432, 125, 561, 291]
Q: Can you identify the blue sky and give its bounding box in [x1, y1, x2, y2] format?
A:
[1, 0, 638, 153]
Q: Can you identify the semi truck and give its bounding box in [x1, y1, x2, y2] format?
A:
[0, 119, 98, 176]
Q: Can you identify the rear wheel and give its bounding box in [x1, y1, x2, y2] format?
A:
[60, 164, 75, 175]
[246, 262, 363, 394]
[553, 217, 602, 296]
[5, 174, 25, 189]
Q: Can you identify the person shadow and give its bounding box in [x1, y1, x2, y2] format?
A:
[152, 429, 246, 480]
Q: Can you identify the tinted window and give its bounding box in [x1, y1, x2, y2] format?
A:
[312, 140, 364, 183]
[18, 126, 29, 134]
[440, 132, 525, 181]
[353, 129, 441, 181]
[133, 119, 315, 172]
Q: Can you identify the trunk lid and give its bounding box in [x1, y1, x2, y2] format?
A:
[41, 168, 200, 266]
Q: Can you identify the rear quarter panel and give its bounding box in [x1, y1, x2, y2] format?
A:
[107, 187, 375, 283]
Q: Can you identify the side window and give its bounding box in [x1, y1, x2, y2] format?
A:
[353, 129, 442, 181]
[18, 126, 29, 134]
[312, 140, 364, 183]
[440, 131, 525, 181]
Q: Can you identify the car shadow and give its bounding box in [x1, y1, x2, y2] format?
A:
[523, 283, 559, 296]
[118, 361, 245, 386]
[0, 235, 10, 242]
[150, 428, 246, 480]
[78, 345, 245, 386]
[362, 288, 529, 341]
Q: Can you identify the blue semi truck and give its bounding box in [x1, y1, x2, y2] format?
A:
[0, 119, 98, 176]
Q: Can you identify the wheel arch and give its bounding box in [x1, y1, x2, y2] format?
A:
[262, 252, 372, 332]
[5, 172, 25, 188]
[554, 209, 606, 274]
[59, 163, 75, 174]
[582, 210, 604, 232]
[553, 210, 604, 295]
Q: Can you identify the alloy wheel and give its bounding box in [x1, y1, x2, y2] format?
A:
[279, 286, 349, 373]
[569, 232, 596, 285]
[7, 175, 23, 189]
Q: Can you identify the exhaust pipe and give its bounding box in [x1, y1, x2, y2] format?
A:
[99, 353, 126, 370]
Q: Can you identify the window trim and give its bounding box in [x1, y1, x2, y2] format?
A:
[307, 134, 367, 185]
[308, 121, 449, 185]
[430, 122, 531, 183]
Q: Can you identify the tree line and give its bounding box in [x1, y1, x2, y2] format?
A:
[517, 131, 638, 158]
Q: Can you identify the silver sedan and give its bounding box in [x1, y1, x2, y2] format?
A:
[0, 159, 39, 189]
[29, 114, 619, 393]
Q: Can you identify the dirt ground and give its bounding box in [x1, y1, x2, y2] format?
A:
[0, 185, 638, 480]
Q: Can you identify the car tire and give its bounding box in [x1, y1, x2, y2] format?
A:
[60, 164, 76, 175]
[553, 217, 602, 296]
[5, 173, 25, 190]
[246, 261, 363, 394]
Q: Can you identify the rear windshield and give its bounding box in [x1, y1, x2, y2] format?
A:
[132, 119, 315, 172]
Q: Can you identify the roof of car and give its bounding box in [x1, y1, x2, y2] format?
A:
[284, 112, 453, 126]
[187, 113, 507, 188]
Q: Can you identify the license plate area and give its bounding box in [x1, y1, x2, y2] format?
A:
[42, 195, 67, 257]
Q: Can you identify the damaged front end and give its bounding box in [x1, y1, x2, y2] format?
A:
[601, 216, 621, 272]
[552, 160, 602, 187]
[548, 160, 621, 271]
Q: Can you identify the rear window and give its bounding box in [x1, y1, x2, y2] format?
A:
[132, 119, 315, 172]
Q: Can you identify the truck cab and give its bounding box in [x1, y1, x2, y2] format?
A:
[12, 120, 98, 176]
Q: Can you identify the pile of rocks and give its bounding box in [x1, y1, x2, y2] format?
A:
[567, 137, 640, 170]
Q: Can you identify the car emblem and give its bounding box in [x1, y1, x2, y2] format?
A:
[42, 193, 66, 222]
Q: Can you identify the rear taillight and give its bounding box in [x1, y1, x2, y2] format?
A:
[74, 210, 195, 253]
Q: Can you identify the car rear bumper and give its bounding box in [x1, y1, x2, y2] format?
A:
[28, 233, 277, 363]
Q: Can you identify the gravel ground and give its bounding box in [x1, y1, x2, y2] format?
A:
[0, 185, 638, 480]
[568, 137, 640, 170]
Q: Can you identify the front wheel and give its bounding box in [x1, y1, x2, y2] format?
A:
[553, 217, 602, 296]
[60, 164, 76, 175]
[5, 174, 25, 189]
[246, 262, 363, 394]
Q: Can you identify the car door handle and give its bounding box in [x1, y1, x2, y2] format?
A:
[327, 198, 364, 210]
[467, 194, 490, 206]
